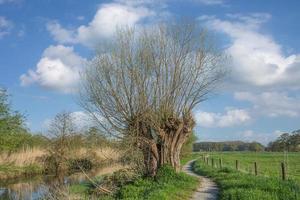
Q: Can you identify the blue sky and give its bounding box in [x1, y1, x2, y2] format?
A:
[0, 0, 299, 144]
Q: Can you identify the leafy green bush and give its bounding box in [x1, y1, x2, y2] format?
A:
[193, 160, 300, 200]
[0, 88, 48, 152]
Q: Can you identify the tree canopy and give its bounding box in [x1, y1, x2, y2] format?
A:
[80, 22, 225, 176]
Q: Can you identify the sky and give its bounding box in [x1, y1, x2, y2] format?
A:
[0, 0, 299, 145]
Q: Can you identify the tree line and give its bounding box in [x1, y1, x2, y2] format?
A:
[193, 129, 300, 152]
[266, 130, 300, 152]
[193, 141, 265, 152]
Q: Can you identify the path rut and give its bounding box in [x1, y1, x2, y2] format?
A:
[182, 160, 219, 200]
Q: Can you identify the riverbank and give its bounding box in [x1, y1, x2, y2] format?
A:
[62, 155, 201, 200]
[0, 147, 120, 181]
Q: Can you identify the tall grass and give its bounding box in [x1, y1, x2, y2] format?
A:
[0, 147, 45, 167]
[0, 147, 121, 180]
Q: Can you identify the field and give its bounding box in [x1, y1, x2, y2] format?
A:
[199, 151, 300, 183]
[193, 159, 300, 200]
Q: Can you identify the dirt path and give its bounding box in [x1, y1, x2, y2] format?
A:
[182, 160, 219, 200]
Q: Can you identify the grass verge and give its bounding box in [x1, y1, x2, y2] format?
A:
[117, 165, 198, 200]
[68, 165, 199, 200]
[0, 164, 43, 180]
[192, 159, 300, 200]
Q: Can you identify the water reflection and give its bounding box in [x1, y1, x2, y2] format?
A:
[0, 164, 123, 200]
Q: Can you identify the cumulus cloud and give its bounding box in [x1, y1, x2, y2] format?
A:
[47, 2, 156, 47]
[20, 45, 86, 93]
[235, 91, 300, 117]
[199, 13, 300, 90]
[0, 16, 13, 38]
[195, 108, 251, 127]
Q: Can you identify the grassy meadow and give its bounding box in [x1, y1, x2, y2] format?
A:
[193, 159, 300, 200]
[199, 151, 300, 183]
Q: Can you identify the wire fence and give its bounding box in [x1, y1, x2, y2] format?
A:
[198, 153, 300, 181]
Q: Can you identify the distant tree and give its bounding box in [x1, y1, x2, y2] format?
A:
[193, 141, 265, 152]
[248, 142, 264, 152]
[0, 88, 30, 151]
[47, 111, 76, 173]
[180, 132, 197, 157]
[267, 131, 300, 152]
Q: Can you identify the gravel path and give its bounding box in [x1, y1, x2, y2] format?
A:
[182, 160, 219, 200]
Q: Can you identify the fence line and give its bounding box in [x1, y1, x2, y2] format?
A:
[201, 154, 288, 181]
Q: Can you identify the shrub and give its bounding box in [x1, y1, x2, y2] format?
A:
[68, 158, 93, 172]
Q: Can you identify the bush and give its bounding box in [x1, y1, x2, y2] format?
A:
[68, 158, 93, 172]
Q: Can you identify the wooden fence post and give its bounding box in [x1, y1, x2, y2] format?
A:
[211, 158, 214, 168]
[219, 158, 222, 168]
[281, 162, 287, 180]
[235, 160, 239, 171]
[206, 157, 209, 165]
[254, 162, 258, 176]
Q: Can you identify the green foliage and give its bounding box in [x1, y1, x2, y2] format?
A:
[193, 141, 265, 152]
[0, 88, 48, 151]
[0, 163, 43, 179]
[180, 132, 197, 157]
[0, 88, 28, 151]
[267, 130, 300, 152]
[117, 165, 199, 200]
[193, 159, 300, 200]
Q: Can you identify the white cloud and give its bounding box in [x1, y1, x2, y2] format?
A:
[20, 45, 86, 93]
[238, 130, 281, 145]
[47, 2, 156, 47]
[0, 16, 13, 38]
[194, 0, 224, 5]
[235, 91, 300, 117]
[46, 22, 76, 44]
[195, 108, 251, 127]
[0, 0, 18, 4]
[199, 13, 300, 90]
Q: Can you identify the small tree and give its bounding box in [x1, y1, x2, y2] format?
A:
[80, 22, 225, 176]
[0, 88, 29, 151]
[47, 111, 75, 173]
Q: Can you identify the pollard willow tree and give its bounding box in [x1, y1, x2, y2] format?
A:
[80, 23, 225, 176]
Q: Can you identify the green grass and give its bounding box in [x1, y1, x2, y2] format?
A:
[67, 165, 199, 200]
[0, 164, 43, 179]
[180, 153, 202, 165]
[193, 159, 300, 200]
[200, 151, 300, 182]
[117, 165, 199, 200]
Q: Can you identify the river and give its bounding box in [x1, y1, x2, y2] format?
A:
[0, 164, 124, 200]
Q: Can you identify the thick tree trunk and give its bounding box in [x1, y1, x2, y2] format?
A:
[139, 115, 195, 176]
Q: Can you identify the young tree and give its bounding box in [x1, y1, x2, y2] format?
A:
[80, 23, 225, 176]
[0, 88, 29, 151]
[47, 111, 75, 173]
